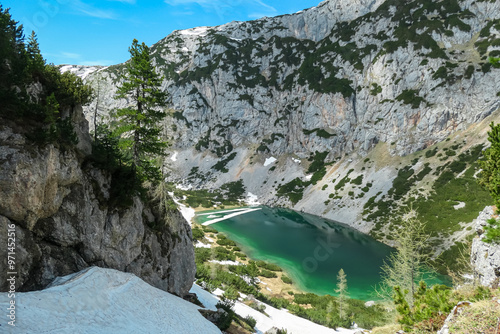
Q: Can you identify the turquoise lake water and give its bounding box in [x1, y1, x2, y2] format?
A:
[196, 206, 400, 300]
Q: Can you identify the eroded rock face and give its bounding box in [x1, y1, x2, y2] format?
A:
[470, 206, 500, 288]
[0, 114, 195, 296]
[58, 0, 500, 237]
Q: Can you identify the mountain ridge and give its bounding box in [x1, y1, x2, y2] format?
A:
[64, 0, 500, 256]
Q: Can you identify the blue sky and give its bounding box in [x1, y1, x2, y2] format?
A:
[2, 0, 321, 66]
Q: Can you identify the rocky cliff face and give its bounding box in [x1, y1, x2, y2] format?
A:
[0, 107, 195, 296]
[471, 206, 500, 288]
[63, 0, 500, 251]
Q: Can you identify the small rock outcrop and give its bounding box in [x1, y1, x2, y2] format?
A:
[470, 206, 500, 288]
[0, 107, 195, 296]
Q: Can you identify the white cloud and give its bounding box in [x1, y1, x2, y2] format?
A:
[61, 52, 82, 59]
[165, 0, 276, 20]
[69, 0, 117, 19]
[53, 51, 114, 66]
[171, 10, 195, 16]
[106, 0, 136, 3]
[253, 0, 276, 12]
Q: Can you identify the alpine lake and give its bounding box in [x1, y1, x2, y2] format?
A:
[195, 206, 450, 301]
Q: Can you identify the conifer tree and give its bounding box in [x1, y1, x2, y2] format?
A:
[26, 31, 45, 76]
[335, 268, 348, 321]
[113, 38, 168, 183]
[378, 214, 429, 308]
[478, 122, 500, 243]
[479, 122, 500, 208]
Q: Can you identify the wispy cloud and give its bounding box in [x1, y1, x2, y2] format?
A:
[106, 0, 136, 4]
[164, 0, 276, 20]
[171, 10, 196, 16]
[69, 0, 117, 19]
[61, 52, 82, 59]
[253, 0, 276, 12]
[48, 51, 114, 66]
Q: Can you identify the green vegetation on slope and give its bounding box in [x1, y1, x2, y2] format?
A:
[0, 6, 92, 146]
[193, 224, 389, 330]
[366, 144, 490, 243]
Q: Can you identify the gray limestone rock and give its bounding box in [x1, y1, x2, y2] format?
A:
[470, 206, 500, 288]
[0, 110, 195, 296]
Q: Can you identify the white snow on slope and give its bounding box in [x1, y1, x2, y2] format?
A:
[202, 207, 262, 225]
[195, 240, 212, 248]
[190, 284, 356, 334]
[246, 192, 261, 205]
[168, 191, 195, 224]
[179, 26, 210, 36]
[197, 208, 251, 216]
[264, 156, 277, 166]
[170, 151, 178, 161]
[59, 65, 101, 79]
[0, 267, 221, 334]
[209, 260, 241, 266]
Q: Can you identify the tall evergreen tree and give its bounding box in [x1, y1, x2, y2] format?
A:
[113, 38, 168, 183]
[378, 214, 430, 308]
[479, 122, 500, 208]
[0, 5, 27, 111]
[26, 31, 45, 77]
[335, 268, 348, 321]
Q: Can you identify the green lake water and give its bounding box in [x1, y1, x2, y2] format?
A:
[196, 206, 399, 300]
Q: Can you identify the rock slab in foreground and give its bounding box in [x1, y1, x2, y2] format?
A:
[0, 267, 221, 334]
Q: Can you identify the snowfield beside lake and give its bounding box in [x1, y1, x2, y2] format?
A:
[0, 267, 220, 334]
[190, 284, 358, 334]
[0, 266, 360, 334]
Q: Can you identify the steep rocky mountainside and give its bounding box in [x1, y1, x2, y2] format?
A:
[471, 206, 500, 288]
[0, 106, 195, 296]
[68, 0, 500, 255]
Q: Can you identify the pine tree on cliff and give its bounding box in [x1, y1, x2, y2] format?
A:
[113, 38, 168, 183]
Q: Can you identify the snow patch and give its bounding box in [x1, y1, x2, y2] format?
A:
[168, 191, 195, 224]
[209, 260, 241, 266]
[0, 267, 221, 334]
[305, 174, 313, 181]
[195, 241, 211, 248]
[246, 192, 261, 206]
[170, 151, 178, 161]
[264, 156, 277, 166]
[202, 208, 262, 226]
[213, 288, 225, 297]
[292, 158, 301, 163]
[176, 184, 192, 191]
[190, 284, 358, 334]
[179, 26, 210, 37]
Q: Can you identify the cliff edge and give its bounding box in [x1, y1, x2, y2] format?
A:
[0, 106, 195, 296]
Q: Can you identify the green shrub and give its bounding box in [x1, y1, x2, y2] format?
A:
[394, 282, 454, 332]
[259, 269, 278, 278]
[243, 316, 257, 329]
[483, 218, 500, 244]
[192, 227, 205, 241]
[256, 261, 282, 272]
[281, 275, 293, 284]
[215, 300, 235, 330]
